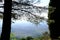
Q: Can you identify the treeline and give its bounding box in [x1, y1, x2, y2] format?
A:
[0, 32, 51, 40]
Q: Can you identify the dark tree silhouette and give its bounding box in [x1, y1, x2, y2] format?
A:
[1, 0, 60, 40]
[0, 0, 2, 2]
[0, 0, 12, 40]
[48, 0, 60, 40]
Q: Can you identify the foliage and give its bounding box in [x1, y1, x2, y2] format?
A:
[9, 32, 51, 40]
[0, 32, 56, 40]
[20, 38, 26, 40]
[0, 14, 3, 19]
[32, 32, 51, 40]
[48, 6, 56, 14]
[25, 36, 33, 40]
[10, 33, 17, 40]
[12, 0, 48, 24]
[48, 6, 56, 25]
[0, 0, 48, 24]
[47, 20, 55, 25]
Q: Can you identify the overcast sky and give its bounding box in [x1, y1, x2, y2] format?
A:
[0, 0, 50, 19]
[14, 0, 50, 7]
[33, 0, 50, 7]
[40, 0, 50, 6]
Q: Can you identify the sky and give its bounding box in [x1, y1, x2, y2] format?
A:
[33, 0, 50, 19]
[13, 0, 50, 7]
[0, 0, 50, 19]
[0, 0, 50, 36]
[29, 0, 50, 7]
[0, 0, 50, 11]
[39, 0, 50, 7]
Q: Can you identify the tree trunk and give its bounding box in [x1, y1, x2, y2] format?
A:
[48, 0, 60, 40]
[0, 0, 12, 40]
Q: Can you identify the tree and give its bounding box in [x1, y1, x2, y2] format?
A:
[12, 0, 48, 24]
[0, 0, 12, 40]
[0, 0, 48, 24]
[26, 36, 33, 40]
[0, 0, 49, 40]
[48, 0, 60, 40]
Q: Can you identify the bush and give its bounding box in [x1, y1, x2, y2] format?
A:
[26, 36, 33, 40]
